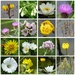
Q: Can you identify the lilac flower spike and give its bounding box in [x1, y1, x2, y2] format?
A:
[2, 28, 9, 34]
[59, 3, 73, 14]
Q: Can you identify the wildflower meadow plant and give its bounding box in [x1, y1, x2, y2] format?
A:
[20, 20, 37, 37]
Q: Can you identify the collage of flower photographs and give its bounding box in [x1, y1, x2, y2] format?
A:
[0, 0, 75, 75]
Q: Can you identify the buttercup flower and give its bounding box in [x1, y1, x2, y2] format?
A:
[59, 3, 73, 18]
[2, 28, 9, 35]
[2, 5, 8, 11]
[30, 43, 37, 50]
[10, 4, 14, 9]
[2, 57, 17, 73]
[45, 66, 54, 72]
[40, 58, 46, 62]
[22, 58, 33, 69]
[40, 20, 54, 36]
[4, 40, 18, 55]
[39, 2, 55, 15]
[62, 42, 70, 50]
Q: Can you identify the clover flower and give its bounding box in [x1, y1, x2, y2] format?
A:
[40, 40, 54, 50]
[12, 22, 18, 28]
[39, 2, 55, 15]
[2, 57, 17, 73]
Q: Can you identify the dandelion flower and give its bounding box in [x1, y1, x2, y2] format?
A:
[2, 5, 8, 11]
[2, 57, 17, 73]
[62, 42, 70, 50]
[25, 69, 33, 73]
[4, 40, 18, 55]
[39, 2, 55, 15]
[10, 4, 14, 9]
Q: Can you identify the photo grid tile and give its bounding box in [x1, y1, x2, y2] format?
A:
[0, 0, 75, 75]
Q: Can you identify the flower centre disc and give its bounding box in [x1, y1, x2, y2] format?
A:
[8, 45, 14, 50]
[43, 8, 50, 11]
[25, 48, 29, 51]
[7, 64, 11, 68]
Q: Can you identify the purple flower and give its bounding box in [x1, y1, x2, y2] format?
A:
[39, 40, 54, 50]
[12, 22, 18, 27]
[59, 3, 73, 14]
[21, 28, 28, 37]
[2, 28, 9, 35]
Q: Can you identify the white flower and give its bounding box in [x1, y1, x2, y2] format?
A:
[2, 58, 17, 73]
[21, 11, 24, 17]
[19, 8, 22, 13]
[39, 2, 55, 15]
[45, 66, 54, 72]
[22, 42, 30, 54]
[30, 43, 37, 50]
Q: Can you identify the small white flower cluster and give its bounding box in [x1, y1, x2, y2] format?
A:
[40, 40, 54, 50]
[22, 42, 37, 54]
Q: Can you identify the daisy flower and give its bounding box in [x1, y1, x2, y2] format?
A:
[30, 43, 37, 50]
[4, 40, 18, 55]
[2, 57, 18, 73]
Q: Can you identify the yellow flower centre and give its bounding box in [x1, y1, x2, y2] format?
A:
[25, 47, 29, 51]
[43, 7, 50, 11]
[40, 58, 46, 62]
[8, 45, 14, 50]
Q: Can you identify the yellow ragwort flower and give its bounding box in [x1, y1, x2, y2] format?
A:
[2, 5, 8, 11]
[40, 58, 46, 62]
[40, 20, 54, 36]
[26, 69, 33, 73]
[4, 40, 18, 55]
[22, 58, 33, 68]
[62, 42, 70, 50]
[10, 4, 14, 9]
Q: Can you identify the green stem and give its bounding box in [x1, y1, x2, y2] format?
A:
[44, 49, 48, 55]
[66, 50, 68, 55]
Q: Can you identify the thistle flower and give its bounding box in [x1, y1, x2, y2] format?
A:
[59, 3, 73, 18]
[2, 28, 9, 35]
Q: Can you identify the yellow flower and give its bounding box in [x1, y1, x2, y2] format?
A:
[2, 5, 8, 11]
[22, 58, 33, 68]
[40, 20, 54, 36]
[26, 69, 33, 73]
[62, 42, 70, 50]
[4, 40, 18, 55]
[10, 4, 14, 9]
[40, 58, 46, 62]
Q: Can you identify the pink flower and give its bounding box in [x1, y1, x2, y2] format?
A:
[2, 28, 9, 34]
[12, 22, 18, 27]
[39, 40, 54, 50]
[59, 3, 73, 14]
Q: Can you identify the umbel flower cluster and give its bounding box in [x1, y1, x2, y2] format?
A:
[20, 20, 36, 37]
[40, 40, 54, 50]
[22, 42, 37, 54]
